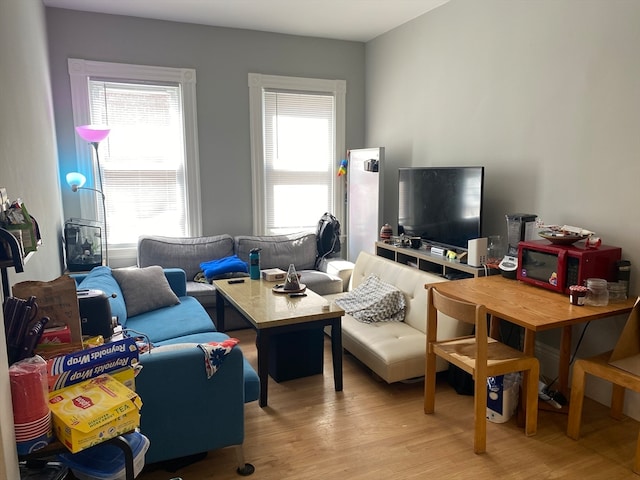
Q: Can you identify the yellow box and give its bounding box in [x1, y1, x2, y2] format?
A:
[109, 365, 137, 392]
[48, 373, 142, 453]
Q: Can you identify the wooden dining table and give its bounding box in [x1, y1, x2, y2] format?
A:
[429, 275, 636, 397]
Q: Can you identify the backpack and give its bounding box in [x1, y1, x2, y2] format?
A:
[316, 212, 341, 262]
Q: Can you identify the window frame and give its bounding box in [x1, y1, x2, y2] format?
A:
[248, 73, 346, 235]
[68, 58, 202, 263]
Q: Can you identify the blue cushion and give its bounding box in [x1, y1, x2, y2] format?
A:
[77, 266, 128, 325]
[200, 255, 248, 280]
[124, 296, 216, 343]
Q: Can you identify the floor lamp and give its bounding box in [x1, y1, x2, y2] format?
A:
[71, 125, 111, 265]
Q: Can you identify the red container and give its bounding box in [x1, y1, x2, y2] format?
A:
[9, 356, 49, 423]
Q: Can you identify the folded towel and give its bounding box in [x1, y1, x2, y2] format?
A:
[197, 338, 239, 378]
[200, 255, 248, 280]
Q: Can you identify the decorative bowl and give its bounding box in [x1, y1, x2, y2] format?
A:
[538, 231, 589, 245]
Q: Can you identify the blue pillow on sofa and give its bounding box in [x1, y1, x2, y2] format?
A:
[77, 266, 128, 324]
[200, 255, 248, 281]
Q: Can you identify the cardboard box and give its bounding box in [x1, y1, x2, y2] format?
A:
[46, 337, 138, 376]
[47, 354, 139, 392]
[262, 268, 286, 282]
[48, 374, 142, 453]
[108, 366, 137, 392]
[38, 324, 73, 345]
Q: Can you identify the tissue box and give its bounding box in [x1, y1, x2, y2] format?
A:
[48, 374, 142, 453]
[262, 268, 286, 282]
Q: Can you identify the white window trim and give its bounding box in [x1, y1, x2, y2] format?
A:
[248, 73, 346, 235]
[68, 59, 202, 263]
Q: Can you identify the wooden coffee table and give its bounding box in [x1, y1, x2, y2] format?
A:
[214, 278, 345, 407]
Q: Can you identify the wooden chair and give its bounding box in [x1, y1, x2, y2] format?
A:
[423, 285, 540, 454]
[566, 352, 640, 474]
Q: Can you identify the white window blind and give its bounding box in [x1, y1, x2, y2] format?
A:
[69, 59, 201, 266]
[263, 90, 335, 235]
[248, 73, 346, 236]
[87, 80, 187, 245]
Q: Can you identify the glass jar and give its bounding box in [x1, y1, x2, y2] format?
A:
[569, 285, 588, 306]
[585, 278, 609, 306]
[607, 281, 627, 303]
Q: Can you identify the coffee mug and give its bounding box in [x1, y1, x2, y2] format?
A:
[410, 237, 422, 249]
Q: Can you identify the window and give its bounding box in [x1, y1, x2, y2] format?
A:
[68, 59, 201, 263]
[248, 73, 346, 235]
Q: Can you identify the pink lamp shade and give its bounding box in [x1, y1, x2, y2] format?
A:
[75, 125, 110, 143]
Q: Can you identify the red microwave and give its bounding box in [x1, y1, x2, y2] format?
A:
[517, 240, 621, 294]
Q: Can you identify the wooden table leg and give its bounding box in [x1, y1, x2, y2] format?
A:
[489, 314, 501, 340]
[523, 329, 536, 357]
[558, 325, 572, 395]
[515, 329, 538, 428]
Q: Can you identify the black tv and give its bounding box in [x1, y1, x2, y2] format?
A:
[397, 166, 484, 251]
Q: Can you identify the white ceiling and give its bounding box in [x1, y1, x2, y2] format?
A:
[42, 0, 449, 42]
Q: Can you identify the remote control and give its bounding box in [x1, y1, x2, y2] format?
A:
[228, 279, 245, 284]
[289, 293, 307, 297]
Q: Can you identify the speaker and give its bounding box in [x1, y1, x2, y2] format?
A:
[467, 237, 488, 267]
[77, 289, 115, 339]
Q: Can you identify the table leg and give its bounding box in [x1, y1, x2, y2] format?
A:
[523, 329, 536, 356]
[256, 330, 269, 407]
[330, 318, 343, 392]
[517, 329, 537, 428]
[489, 315, 501, 340]
[215, 290, 226, 332]
[558, 325, 572, 395]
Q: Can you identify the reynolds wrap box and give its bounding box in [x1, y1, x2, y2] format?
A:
[48, 374, 142, 453]
[47, 354, 139, 392]
[46, 337, 138, 376]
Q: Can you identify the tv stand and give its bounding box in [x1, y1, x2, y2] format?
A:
[375, 241, 489, 278]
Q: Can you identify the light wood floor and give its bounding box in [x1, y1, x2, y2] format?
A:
[138, 329, 639, 480]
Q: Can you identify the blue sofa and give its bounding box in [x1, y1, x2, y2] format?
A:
[71, 266, 260, 469]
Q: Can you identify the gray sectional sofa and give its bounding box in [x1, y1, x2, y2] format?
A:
[137, 232, 353, 330]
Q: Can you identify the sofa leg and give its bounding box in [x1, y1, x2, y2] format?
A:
[234, 444, 255, 476]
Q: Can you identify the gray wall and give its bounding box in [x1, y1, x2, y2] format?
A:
[46, 8, 366, 238]
[366, 0, 640, 417]
[0, 1, 64, 477]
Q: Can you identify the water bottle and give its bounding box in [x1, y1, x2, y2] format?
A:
[249, 248, 261, 280]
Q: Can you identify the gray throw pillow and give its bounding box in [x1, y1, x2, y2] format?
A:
[112, 265, 180, 317]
